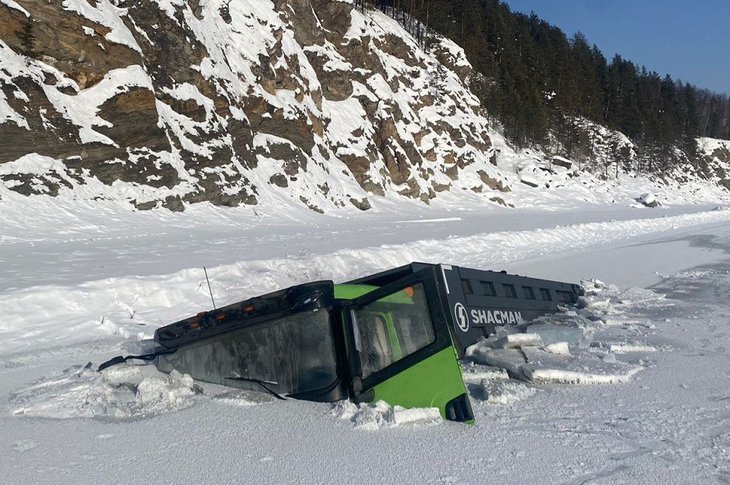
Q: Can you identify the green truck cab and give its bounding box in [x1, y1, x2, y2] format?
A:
[154, 265, 474, 422]
[100, 263, 581, 423]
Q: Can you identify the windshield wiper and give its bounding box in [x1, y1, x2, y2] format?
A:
[225, 376, 287, 400]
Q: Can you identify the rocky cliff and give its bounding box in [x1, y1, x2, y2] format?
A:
[698, 138, 730, 190]
[0, 0, 507, 211]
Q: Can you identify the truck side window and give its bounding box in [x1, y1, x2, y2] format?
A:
[503, 284, 517, 298]
[461, 279, 474, 295]
[480, 281, 496, 296]
[522, 286, 535, 300]
[159, 310, 337, 395]
[353, 284, 436, 379]
[540, 288, 552, 301]
[556, 290, 575, 303]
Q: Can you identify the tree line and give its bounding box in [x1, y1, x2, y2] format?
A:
[366, 0, 730, 168]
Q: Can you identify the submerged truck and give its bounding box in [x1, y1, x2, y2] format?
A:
[101, 263, 581, 424]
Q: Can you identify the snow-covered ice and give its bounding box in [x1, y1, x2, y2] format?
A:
[2, 0, 730, 479]
[10, 365, 200, 420]
[332, 400, 443, 430]
[2, 193, 730, 483]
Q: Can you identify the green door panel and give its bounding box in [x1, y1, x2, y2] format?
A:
[371, 347, 472, 423]
[338, 274, 474, 423]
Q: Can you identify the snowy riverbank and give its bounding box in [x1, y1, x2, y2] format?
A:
[2, 198, 730, 483]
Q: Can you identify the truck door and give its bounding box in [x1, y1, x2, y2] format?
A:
[344, 270, 473, 423]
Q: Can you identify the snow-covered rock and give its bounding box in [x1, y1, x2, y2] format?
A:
[0, 0, 504, 211]
[3, 1, 726, 213]
[637, 193, 661, 208]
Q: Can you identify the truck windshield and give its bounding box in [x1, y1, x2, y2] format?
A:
[157, 309, 337, 395]
[352, 283, 436, 378]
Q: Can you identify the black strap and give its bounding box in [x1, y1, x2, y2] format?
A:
[225, 376, 287, 400]
[97, 348, 177, 371]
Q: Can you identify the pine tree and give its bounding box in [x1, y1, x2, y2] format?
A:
[403, 0, 730, 162]
[18, 18, 36, 57]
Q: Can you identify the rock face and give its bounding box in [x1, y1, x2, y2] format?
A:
[0, 0, 504, 211]
[698, 138, 730, 190]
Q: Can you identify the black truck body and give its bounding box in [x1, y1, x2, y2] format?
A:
[349, 262, 582, 355]
[102, 262, 581, 424]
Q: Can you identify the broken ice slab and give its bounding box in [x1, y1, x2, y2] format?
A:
[602, 317, 642, 327]
[492, 332, 543, 349]
[579, 278, 608, 295]
[467, 346, 643, 385]
[464, 330, 542, 354]
[460, 362, 509, 383]
[468, 348, 527, 377]
[524, 323, 585, 345]
[544, 342, 570, 356]
[521, 347, 643, 384]
[608, 343, 657, 354]
[589, 341, 658, 353]
[332, 400, 442, 429]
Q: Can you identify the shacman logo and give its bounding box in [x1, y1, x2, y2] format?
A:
[453, 302, 469, 332]
[470, 309, 524, 325]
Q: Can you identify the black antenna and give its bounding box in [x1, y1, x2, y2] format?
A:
[203, 266, 217, 310]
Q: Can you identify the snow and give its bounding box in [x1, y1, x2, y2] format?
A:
[470, 379, 536, 406]
[3, 0, 728, 215]
[43, 65, 154, 145]
[149, 0, 185, 20]
[435, 37, 473, 69]
[698, 136, 730, 154]
[544, 342, 570, 356]
[0, 0, 29, 17]
[61, 0, 142, 53]
[524, 323, 585, 346]
[2, 197, 730, 483]
[2, 206, 730, 357]
[490, 332, 544, 349]
[322, 96, 372, 158]
[303, 43, 353, 72]
[0, 153, 70, 177]
[0, 42, 30, 129]
[609, 343, 658, 354]
[638, 192, 658, 206]
[332, 400, 442, 430]
[11, 365, 199, 420]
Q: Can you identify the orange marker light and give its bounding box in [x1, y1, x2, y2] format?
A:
[403, 287, 415, 298]
[244, 304, 254, 314]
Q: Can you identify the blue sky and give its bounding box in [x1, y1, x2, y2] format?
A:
[501, 0, 730, 95]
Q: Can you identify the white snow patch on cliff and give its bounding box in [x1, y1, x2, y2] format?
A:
[43, 65, 154, 146]
[61, 0, 142, 53]
[1, 0, 29, 16]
